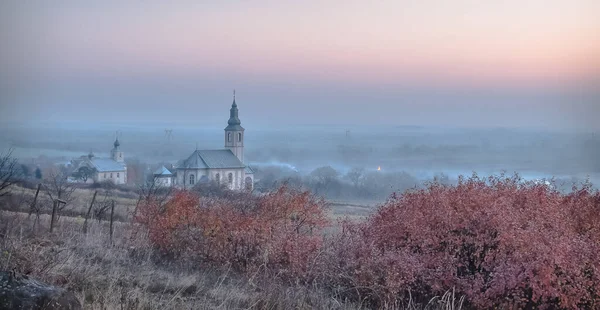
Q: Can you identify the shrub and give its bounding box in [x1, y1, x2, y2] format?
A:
[136, 185, 329, 280]
[327, 174, 600, 309]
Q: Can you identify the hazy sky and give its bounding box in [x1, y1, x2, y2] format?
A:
[1, 1, 598, 130]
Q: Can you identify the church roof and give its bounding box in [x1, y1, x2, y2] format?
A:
[245, 166, 254, 174]
[90, 158, 126, 172]
[153, 166, 173, 176]
[179, 149, 245, 169]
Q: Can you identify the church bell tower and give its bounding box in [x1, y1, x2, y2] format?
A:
[111, 137, 124, 163]
[224, 90, 244, 163]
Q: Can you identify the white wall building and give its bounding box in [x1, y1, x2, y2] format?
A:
[176, 94, 254, 190]
[72, 138, 127, 185]
[153, 166, 174, 187]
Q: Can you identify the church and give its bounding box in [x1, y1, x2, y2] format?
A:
[71, 138, 127, 184]
[175, 94, 254, 190]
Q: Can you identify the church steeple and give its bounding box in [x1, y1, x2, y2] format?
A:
[225, 90, 245, 163]
[111, 133, 124, 163]
[226, 90, 242, 130]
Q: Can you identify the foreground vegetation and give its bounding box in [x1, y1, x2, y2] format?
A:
[135, 174, 599, 309]
[1, 212, 364, 309]
[1, 172, 598, 309]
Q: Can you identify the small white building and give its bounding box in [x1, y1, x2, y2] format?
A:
[176, 93, 254, 190]
[72, 138, 127, 184]
[153, 166, 174, 187]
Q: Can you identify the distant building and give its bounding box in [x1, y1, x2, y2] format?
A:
[175, 93, 254, 190]
[72, 138, 127, 184]
[153, 166, 174, 187]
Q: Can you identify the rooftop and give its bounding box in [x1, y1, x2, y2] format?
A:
[178, 149, 245, 169]
[91, 158, 126, 172]
[153, 166, 173, 176]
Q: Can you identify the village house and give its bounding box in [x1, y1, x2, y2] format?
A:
[153, 166, 174, 187]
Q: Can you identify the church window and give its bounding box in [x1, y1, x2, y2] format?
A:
[215, 173, 220, 184]
[110, 173, 113, 178]
[238, 132, 242, 141]
[228, 132, 232, 142]
[228, 173, 233, 184]
[189, 174, 195, 185]
[117, 173, 120, 178]
[104, 173, 107, 178]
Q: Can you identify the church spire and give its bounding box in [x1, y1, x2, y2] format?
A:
[224, 91, 245, 163]
[226, 90, 242, 129]
[113, 131, 120, 149]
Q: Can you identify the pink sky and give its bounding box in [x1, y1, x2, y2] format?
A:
[2, 1, 597, 86]
[0, 1, 598, 129]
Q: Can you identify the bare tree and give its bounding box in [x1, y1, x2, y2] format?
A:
[133, 178, 173, 218]
[346, 167, 365, 188]
[94, 189, 114, 222]
[0, 148, 20, 197]
[43, 166, 77, 215]
[310, 166, 339, 195]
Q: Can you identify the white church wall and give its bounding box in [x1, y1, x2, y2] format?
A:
[95, 170, 126, 184]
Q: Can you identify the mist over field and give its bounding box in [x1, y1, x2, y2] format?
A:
[2, 121, 598, 197]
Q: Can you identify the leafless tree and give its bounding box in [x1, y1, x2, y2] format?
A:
[346, 167, 365, 189]
[310, 166, 339, 195]
[94, 189, 114, 222]
[0, 148, 20, 197]
[43, 166, 77, 214]
[133, 178, 174, 219]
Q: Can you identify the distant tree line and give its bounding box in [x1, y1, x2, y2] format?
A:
[253, 165, 444, 201]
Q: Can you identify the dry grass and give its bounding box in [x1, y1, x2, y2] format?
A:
[0, 187, 464, 310]
[2, 185, 138, 222]
[0, 211, 364, 309]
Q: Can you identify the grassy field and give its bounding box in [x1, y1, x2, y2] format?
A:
[1, 185, 139, 222]
[0, 186, 463, 309]
[0, 211, 366, 309]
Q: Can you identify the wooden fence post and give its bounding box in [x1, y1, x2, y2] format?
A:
[50, 200, 57, 232]
[109, 200, 115, 244]
[29, 183, 41, 218]
[83, 190, 97, 234]
[49, 199, 66, 233]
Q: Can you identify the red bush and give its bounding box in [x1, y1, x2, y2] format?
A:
[136, 185, 328, 279]
[137, 176, 600, 308]
[328, 174, 600, 308]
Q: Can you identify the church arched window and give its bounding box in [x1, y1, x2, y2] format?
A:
[189, 174, 195, 185]
[228, 173, 233, 185]
[238, 132, 242, 142]
[228, 132, 232, 142]
[215, 173, 220, 184]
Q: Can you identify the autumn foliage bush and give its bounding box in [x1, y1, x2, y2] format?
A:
[327, 174, 600, 309]
[136, 185, 328, 279]
[137, 176, 600, 309]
